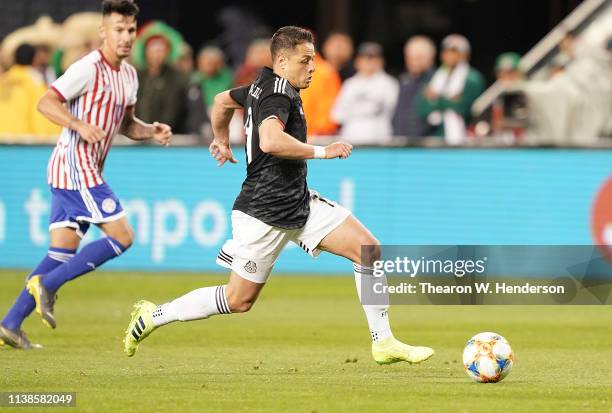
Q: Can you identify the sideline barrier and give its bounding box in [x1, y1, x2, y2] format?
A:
[0, 146, 610, 273]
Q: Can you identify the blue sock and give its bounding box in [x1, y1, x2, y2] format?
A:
[1, 247, 76, 330]
[41, 237, 127, 293]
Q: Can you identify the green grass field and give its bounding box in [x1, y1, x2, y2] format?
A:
[1, 270, 611, 412]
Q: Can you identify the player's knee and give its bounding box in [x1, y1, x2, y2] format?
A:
[365, 303, 389, 312]
[359, 235, 381, 265]
[227, 296, 255, 313]
[111, 227, 134, 250]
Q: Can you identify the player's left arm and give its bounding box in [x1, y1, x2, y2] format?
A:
[259, 119, 352, 160]
[120, 106, 172, 146]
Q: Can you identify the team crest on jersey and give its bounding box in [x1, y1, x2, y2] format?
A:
[244, 260, 258, 274]
[101, 198, 116, 214]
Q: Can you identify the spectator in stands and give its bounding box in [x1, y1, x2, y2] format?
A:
[1, 16, 60, 67]
[547, 53, 571, 78]
[489, 52, 526, 137]
[544, 29, 576, 80]
[300, 52, 341, 137]
[194, 46, 234, 109]
[331, 42, 399, 144]
[322, 32, 355, 82]
[230, 39, 273, 144]
[490, 52, 526, 137]
[136, 35, 189, 133]
[0, 17, 58, 84]
[392, 36, 436, 139]
[418, 34, 484, 144]
[183, 79, 210, 141]
[32, 44, 55, 84]
[174, 42, 194, 74]
[521, 33, 611, 144]
[181, 46, 211, 142]
[495, 52, 522, 84]
[234, 38, 272, 87]
[559, 29, 576, 61]
[56, 12, 102, 75]
[0, 44, 60, 139]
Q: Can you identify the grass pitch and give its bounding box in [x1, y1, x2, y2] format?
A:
[1, 270, 611, 413]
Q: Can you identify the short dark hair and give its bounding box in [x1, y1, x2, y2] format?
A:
[102, 0, 139, 17]
[15, 43, 35, 65]
[270, 26, 313, 60]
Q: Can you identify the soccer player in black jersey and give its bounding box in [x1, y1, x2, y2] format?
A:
[124, 26, 434, 365]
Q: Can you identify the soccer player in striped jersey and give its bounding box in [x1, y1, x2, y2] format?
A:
[0, 0, 172, 349]
[124, 26, 434, 366]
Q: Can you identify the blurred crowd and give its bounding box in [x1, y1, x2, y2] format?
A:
[0, 13, 610, 146]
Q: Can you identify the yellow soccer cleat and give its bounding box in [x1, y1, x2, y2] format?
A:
[0, 325, 43, 349]
[123, 300, 157, 357]
[372, 336, 435, 365]
[26, 275, 57, 329]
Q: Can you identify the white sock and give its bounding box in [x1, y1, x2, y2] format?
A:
[152, 285, 231, 327]
[353, 263, 392, 342]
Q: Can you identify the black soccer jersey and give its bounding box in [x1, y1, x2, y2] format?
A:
[229, 67, 309, 229]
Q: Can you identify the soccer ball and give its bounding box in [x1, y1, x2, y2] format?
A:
[463, 332, 513, 383]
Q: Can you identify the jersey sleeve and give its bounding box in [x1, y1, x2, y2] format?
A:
[127, 67, 139, 107]
[50, 59, 94, 102]
[257, 93, 291, 128]
[229, 86, 249, 107]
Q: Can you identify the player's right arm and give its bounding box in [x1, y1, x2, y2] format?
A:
[37, 91, 105, 144]
[259, 119, 352, 160]
[37, 59, 105, 144]
[209, 90, 243, 166]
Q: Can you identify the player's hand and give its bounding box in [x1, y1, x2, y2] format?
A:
[209, 139, 237, 166]
[76, 121, 105, 144]
[152, 122, 172, 146]
[324, 142, 353, 159]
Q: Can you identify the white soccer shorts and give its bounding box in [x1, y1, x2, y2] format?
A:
[216, 190, 352, 283]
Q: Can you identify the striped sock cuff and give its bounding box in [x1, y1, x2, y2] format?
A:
[106, 237, 127, 257]
[353, 263, 374, 275]
[48, 247, 76, 263]
[215, 285, 231, 314]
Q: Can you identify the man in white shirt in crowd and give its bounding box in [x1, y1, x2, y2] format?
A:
[331, 42, 398, 145]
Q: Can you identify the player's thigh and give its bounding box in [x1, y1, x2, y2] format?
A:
[225, 270, 266, 312]
[98, 216, 134, 247]
[50, 227, 81, 250]
[317, 215, 380, 264]
[224, 210, 290, 284]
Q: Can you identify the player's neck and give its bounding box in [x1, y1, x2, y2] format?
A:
[271, 67, 297, 90]
[99, 46, 122, 70]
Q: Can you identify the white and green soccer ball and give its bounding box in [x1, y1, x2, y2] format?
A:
[463, 332, 514, 383]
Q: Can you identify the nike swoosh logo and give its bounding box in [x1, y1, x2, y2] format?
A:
[87, 262, 96, 270]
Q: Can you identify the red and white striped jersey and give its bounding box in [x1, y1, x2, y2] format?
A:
[47, 49, 138, 189]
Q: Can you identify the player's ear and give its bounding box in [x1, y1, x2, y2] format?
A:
[278, 52, 288, 71]
[98, 21, 106, 41]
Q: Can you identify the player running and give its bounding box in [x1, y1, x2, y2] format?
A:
[124, 26, 433, 365]
[0, 0, 172, 349]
